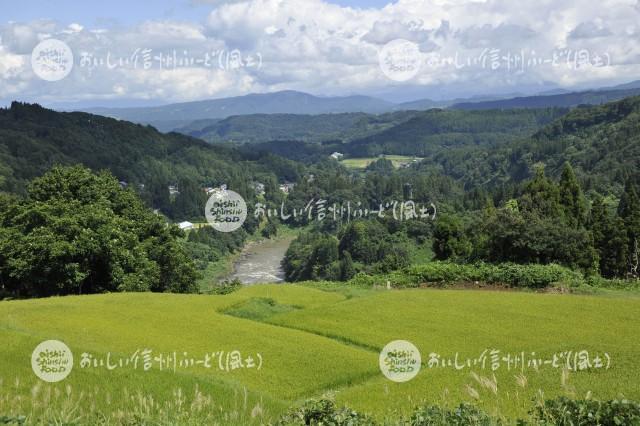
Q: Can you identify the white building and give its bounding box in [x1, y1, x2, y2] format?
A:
[204, 184, 227, 195]
[279, 183, 295, 194]
[178, 221, 194, 230]
[330, 152, 344, 160]
[251, 182, 266, 196]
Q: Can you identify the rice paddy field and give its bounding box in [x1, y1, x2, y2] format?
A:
[340, 155, 421, 170]
[1, 284, 639, 424]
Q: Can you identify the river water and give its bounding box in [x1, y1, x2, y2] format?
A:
[225, 237, 294, 284]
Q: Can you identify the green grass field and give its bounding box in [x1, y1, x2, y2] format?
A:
[341, 155, 421, 170]
[1, 285, 639, 424]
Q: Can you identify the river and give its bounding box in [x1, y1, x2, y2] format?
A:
[225, 236, 294, 284]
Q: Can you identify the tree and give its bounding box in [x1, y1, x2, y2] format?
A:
[483, 209, 597, 271]
[590, 196, 610, 276]
[310, 237, 339, 279]
[519, 164, 561, 219]
[618, 180, 640, 277]
[432, 215, 471, 261]
[0, 166, 198, 298]
[365, 158, 394, 174]
[261, 220, 278, 239]
[558, 162, 586, 228]
[282, 232, 340, 281]
[339, 251, 356, 281]
[172, 177, 207, 220]
[629, 237, 639, 279]
[590, 196, 628, 278]
[147, 178, 171, 214]
[339, 221, 387, 264]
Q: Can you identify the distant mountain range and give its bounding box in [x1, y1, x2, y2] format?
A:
[395, 94, 519, 110]
[83, 91, 394, 132]
[451, 87, 640, 110]
[174, 111, 422, 144]
[75, 80, 640, 133]
[78, 90, 518, 131]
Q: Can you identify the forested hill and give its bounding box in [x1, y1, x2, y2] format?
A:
[451, 87, 640, 110]
[4, 96, 640, 211]
[0, 102, 234, 191]
[175, 111, 421, 144]
[0, 102, 300, 219]
[411, 95, 640, 195]
[342, 107, 569, 157]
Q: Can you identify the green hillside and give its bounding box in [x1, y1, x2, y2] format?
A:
[415, 95, 640, 193]
[0, 102, 305, 220]
[0, 102, 246, 194]
[176, 111, 420, 144]
[343, 107, 568, 157]
[241, 107, 569, 166]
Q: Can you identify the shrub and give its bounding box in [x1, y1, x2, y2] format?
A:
[409, 403, 496, 425]
[390, 262, 584, 289]
[209, 279, 242, 295]
[274, 397, 375, 425]
[406, 262, 471, 284]
[585, 275, 640, 290]
[479, 263, 582, 289]
[344, 261, 640, 291]
[529, 396, 640, 425]
[346, 273, 378, 288]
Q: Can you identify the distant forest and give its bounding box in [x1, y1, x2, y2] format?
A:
[2, 96, 640, 298]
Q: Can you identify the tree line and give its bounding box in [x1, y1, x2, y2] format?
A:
[434, 163, 640, 279]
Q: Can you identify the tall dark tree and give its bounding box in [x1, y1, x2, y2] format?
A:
[618, 180, 640, 277]
[558, 162, 586, 228]
[340, 251, 356, 281]
[519, 164, 561, 219]
[589, 196, 628, 277]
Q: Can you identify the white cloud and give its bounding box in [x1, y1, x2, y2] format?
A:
[0, 44, 30, 99]
[361, 20, 431, 45]
[62, 23, 85, 34]
[1, 0, 640, 103]
[0, 45, 26, 79]
[1, 22, 51, 54]
[569, 22, 613, 39]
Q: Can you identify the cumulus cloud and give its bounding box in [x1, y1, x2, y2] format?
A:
[1, 21, 55, 54]
[0, 45, 26, 79]
[569, 22, 613, 39]
[1, 0, 640, 104]
[361, 20, 431, 45]
[458, 24, 538, 49]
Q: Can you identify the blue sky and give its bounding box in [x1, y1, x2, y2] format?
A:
[3, 0, 396, 27]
